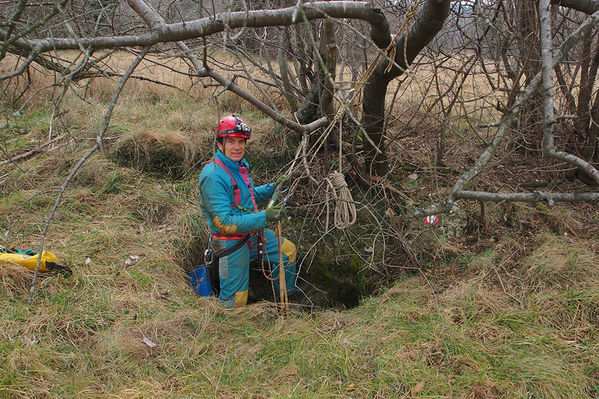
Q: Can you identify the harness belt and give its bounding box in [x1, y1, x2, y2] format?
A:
[211, 233, 247, 240]
[210, 233, 251, 259]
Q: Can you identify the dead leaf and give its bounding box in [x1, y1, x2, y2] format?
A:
[411, 381, 424, 395]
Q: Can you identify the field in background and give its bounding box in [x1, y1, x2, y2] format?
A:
[1, 52, 599, 397]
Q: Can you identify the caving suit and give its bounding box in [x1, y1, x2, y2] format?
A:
[198, 149, 297, 307]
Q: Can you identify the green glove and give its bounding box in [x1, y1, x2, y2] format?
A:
[274, 174, 289, 187]
[265, 206, 286, 223]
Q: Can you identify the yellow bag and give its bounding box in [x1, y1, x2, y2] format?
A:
[0, 250, 71, 274]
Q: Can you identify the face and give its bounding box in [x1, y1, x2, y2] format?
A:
[218, 136, 247, 162]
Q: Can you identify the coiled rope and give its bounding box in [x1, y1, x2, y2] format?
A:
[325, 171, 357, 230]
[288, 1, 422, 230]
[311, 3, 422, 230]
[325, 118, 356, 230]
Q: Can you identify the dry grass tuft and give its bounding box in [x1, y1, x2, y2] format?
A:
[381, 275, 432, 304]
[240, 300, 281, 320]
[0, 263, 33, 297]
[1, 154, 65, 193]
[522, 235, 598, 289]
[130, 190, 176, 226]
[467, 380, 502, 399]
[94, 321, 156, 360]
[71, 155, 120, 188]
[110, 128, 205, 179]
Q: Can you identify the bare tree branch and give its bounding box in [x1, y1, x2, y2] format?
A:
[0, 0, 65, 58]
[0, 46, 40, 80]
[454, 190, 599, 204]
[540, 0, 599, 184]
[127, 0, 330, 135]
[551, 0, 599, 14]
[0, 0, 26, 61]
[415, 8, 599, 217]
[0, 135, 64, 165]
[3, 2, 390, 53]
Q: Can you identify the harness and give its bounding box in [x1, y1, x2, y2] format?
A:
[205, 157, 261, 260]
[208, 158, 257, 212]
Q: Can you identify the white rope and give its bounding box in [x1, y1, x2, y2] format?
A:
[295, 8, 422, 230]
[322, 116, 356, 230]
[325, 171, 357, 230]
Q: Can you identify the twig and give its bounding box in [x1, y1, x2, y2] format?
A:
[0, 45, 40, 81]
[0, 134, 64, 164]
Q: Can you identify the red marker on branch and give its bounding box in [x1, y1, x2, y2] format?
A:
[425, 214, 439, 226]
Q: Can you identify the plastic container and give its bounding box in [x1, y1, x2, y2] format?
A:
[189, 265, 212, 297]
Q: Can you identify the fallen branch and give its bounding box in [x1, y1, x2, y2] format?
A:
[0, 134, 64, 164]
[453, 190, 599, 204]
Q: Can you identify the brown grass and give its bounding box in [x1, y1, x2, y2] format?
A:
[2, 45, 599, 399]
[109, 127, 205, 178]
[523, 234, 598, 289]
[0, 263, 32, 298]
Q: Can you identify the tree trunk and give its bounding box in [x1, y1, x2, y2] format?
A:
[579, 33, 599, 160]
[361, 0, 451, 176]
[296, 20, 337, 126]
[319, 20, 337, 120]
[574, 29, 593, 145]
[515, 0, 543, 153]
[278, 28, 299, 113]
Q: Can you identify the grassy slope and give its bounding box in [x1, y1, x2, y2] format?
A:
[1, 197, 597, 398]
[1, 61, 598, 398]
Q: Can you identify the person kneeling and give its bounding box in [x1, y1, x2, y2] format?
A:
[198, 114, 296, 307]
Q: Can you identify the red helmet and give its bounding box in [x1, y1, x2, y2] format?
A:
[215, 114, 251, 140]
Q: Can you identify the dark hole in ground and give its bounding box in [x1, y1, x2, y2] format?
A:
[202, 260, 363, 310]
[182, 236, 366, 310]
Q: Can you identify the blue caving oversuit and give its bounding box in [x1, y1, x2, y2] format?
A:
[198, 149, 297, 307]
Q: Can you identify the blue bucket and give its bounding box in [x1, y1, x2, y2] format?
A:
[189, 265, 212, 297]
